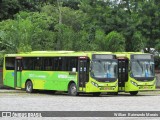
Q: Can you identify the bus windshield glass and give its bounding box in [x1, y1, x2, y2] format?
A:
[91, 60, 117, 79]
[131, 60, 154, 78]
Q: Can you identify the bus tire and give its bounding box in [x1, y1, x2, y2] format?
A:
[130, 91, 138, 96]
[25, 81, 33, 93]
[93, 92, 101, 96]
[68, 83, 78, 96]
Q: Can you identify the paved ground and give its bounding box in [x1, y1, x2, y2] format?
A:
[0, 89, 160, 120]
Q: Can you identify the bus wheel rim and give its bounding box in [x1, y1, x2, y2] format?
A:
[71, 86, 76, 95]
[27, 83, 31, 91]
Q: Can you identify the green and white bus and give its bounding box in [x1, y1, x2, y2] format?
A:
[115, 52, 156, 95]
[3, 51, 118, 96]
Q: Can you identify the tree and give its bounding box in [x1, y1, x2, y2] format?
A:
[105, 31, 126, 52]
[1, 0, 160, 53]
[0, 0, 20, 20]
[0, 17, 34, 53]
[137, 0, 160, 52]
[130, 31, 146, 52]
[93, 29, 106, 51]
[0, 11, 56, 53]
[155, 39, 160, 50]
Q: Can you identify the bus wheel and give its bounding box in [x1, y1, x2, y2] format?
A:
[130, 91, 138, 96]
[93, 92, 101, 96]
[68, 83, 78, 96]
[25, 81, 33, 93]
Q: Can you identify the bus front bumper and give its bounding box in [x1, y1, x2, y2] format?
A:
[79, 82, 118, 93]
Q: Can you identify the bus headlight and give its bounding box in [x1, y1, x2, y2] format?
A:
[131, 80, 138, 86]
[91, 81, 99, 87]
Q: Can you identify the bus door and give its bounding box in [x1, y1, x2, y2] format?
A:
[117, 58, 128, 91]
[78, 57, 89, 91]
[14, 57, 23, 88]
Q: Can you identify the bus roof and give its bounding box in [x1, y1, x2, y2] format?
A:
[30, 51, 75, 54]
[114, 52, 151, 59]
[4, 51, 113, 58]
[114, 52, 143, 54]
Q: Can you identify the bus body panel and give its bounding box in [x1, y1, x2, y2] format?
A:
[85, 79, 118, 93]
[3, 69, 118, 93]
[3, 70, 14, 88]
[20, 71, 77, 91]
[124, 78, 156, 92]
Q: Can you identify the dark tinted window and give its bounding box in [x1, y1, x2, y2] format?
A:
[22, 57, 78, 71]
[23, 57, 36, 70]
[6, 57, 15, 70]
[67, 57, 78, 71]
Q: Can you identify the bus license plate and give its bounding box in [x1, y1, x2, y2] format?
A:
[104, 87, 110, 90]
[144, 86, 148, 89]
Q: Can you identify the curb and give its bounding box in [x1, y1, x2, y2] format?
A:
[0, 90, 25, 93]
[0, 89, 25, 93]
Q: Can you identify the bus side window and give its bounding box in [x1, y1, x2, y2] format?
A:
[44, 58, 52, 71]
[53, 58, 58, 71]
[58, 57, 62, 71]
[6, 57, 15, 70]
[22, 58, 29, 70]
[62, 57, 67, 71]
[28, 58, 34, 70]
[34, 57, 43, 70]
[53, 57, 62, 71]
[69, 57, 78, 72]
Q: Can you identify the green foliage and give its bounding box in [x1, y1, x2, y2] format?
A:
[54, 24, 74, 50]
[0, 18, 33, 53]
[0, 53, 4, 66]
[154, 56, 160, 70]
[137, 0, 160, 51]
[0, 11, 55, 53]
[0, 0, 160, 55]
[155, 39, 160, 50]
[130, 31, 146, 52]
[0, 0, 20, 20]
[105, 31, 126, 52]
[94, 29, 106, 51]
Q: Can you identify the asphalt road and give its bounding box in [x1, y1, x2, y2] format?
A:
[0, 89, 160, 120]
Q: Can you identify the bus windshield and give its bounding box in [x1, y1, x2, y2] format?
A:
[131, 60, 154, 78]
[91, 60, 117, 79]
